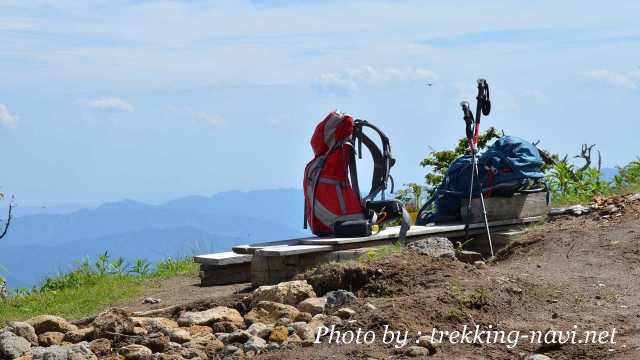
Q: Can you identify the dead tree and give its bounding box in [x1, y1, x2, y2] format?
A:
[573, 144, 602, 172]
[0, 195, 14, 240]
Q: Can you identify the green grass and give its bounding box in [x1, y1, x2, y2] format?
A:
[0, 255, 198, 322]
[366, 242, 404, 260]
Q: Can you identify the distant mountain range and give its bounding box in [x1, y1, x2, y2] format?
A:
[0, 189, 307, 289]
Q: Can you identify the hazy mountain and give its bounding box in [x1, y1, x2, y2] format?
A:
[0, 189, 307, 289]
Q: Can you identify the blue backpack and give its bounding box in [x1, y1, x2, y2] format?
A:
[416, 136, 546, 224]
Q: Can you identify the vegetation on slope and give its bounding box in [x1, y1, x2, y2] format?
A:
[0, 253, 198, 322]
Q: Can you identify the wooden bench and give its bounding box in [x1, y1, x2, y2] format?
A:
[195, 216, 544, 286]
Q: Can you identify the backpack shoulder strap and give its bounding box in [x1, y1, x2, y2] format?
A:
[352, 119, 396, 202]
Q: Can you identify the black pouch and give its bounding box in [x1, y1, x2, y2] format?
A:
[334, 219, 372, 238]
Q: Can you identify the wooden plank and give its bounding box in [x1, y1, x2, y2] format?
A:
[461, 192, 549, 223]
[193, 251, 252, 266]
[299, 217, 543, 245]
[255, 244, 334, 257]
[199, 263, 251, 285]
[232, 238, 305, 254]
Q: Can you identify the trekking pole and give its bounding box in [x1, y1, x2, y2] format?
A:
[461, 79, 495, 257]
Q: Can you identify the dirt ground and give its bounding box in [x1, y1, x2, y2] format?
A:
[122, 199, 640, 359]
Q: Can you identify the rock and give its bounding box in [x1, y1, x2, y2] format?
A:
[27, 315, 78, 335]
[250, 280, 316, 307]
[242, 335, 267, 354]
[287, 334, 302, 343]
[89, 338, 112, 357]
[180, 346, 208, 359]
[224, 330, 251, 344]
[6, 321, 39, 345]
[335, 308, 356, 319]
[244, 301, 299, 326]
[526, 355, 552, 360]
[417, 335, 438, 352]
[139, 334, 169, 353]
[268, 326, 289, 343]
[38, 332, 65, 346]
[203, 338, 224, 353]
[0, 331, 31, 358]
[474, 260, 487, 269]
[31, 342, 96, 360]
[364, 303, 377, 311]
[222, 344, 242, 356]
[247, 323, 271, 339]
[265, 342, 280, 352]
[166, 328, 191, 344]
[549, 204, 591, 216]
[325, 290, 356, 308]
[64, 327, 95, 343]
[407, 237, 455, 259]
[297, 297, 327, 315]
[130, 317, 178, 333]
[92, 309, 134, 338]
[211, 321, 238, 334]
[628, 193, 640, 202]
[119, 344, 152, 360]
[131, 327, 147, 336]
[405, 345, 429, 357]
[184, 332, 219, 348]
[303, 319, 325, 341]
[177, 306, 244, 328]
[142, 297, 161, 304]
[186, 325, 212, 336]
[275, 317, 291, 326]
[289, 322, 309, 338]
[455, 250, 484, 263]
[294, 312, 313, 322]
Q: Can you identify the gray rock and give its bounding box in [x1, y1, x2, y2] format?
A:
[297, 297, 327, 315]
[549, 204, 591, 216]
[242, 335, 267, 353]
[265, 342, 280, 352]
[6, 321, 38, 345]
[628, 193, 640, 202]
[290, 322, 309, 338]
[222, 344, 242, 356]
[527, 354, 553, 360]
[455, 250, 484, 264]
[325, 290, 356, 308]
[405, 345, 429, 357]
[247, 323, 271, 339]
[407, 237, 455, 258]
[0, 331, 31, 358]
[224, 330, 250, 344]
[119, 344, 152, 360]
[31, 341, 96, 360]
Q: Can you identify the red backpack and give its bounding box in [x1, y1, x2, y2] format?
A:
[303, 111, 410, 239]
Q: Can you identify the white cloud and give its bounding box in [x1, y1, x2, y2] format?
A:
[196, 113, 226, 127]
[585, 69, 637, 90]
[81, 97, 135, 112]
[0, 104, 18, 127]
[314, 66, 437, 95]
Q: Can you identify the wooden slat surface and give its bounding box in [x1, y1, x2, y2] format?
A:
[193, 251, 253, 265]
[254, 244, 334, 257]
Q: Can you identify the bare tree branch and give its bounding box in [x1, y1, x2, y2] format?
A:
[575, 144, 596, 171]
[0, 196, 15, 240]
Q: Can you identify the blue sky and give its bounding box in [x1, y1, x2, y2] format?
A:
[0, 0, 639, 206]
